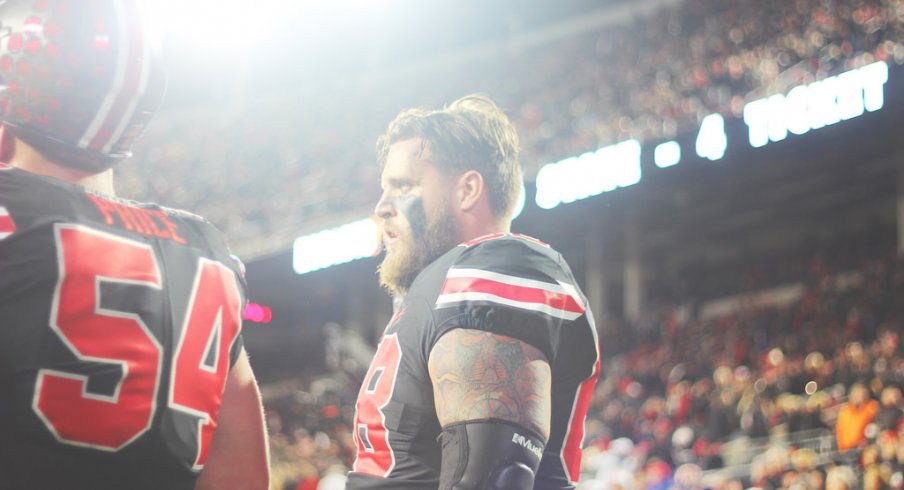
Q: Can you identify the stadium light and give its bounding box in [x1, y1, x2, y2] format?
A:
[293, 218, 381, 274]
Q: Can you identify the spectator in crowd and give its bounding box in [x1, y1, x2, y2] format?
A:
[584, 437, 638, 490]
[826, 464, 859, 490]
[875, 384, 903, 431]
[836, 382, 880, 452]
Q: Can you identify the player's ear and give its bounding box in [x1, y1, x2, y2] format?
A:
[456, 170, 484, 212]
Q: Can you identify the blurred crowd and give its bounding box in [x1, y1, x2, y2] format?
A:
[259, 247, 904, 489]
[115, 0, 904, 257]
[262, 375, 358, 490]
[579, 252, 904, 489]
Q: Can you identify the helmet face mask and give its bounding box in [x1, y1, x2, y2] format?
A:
[0, 0, 166, 172]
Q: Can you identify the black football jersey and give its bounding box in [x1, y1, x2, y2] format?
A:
[0, 165, 246, 490]
[346, 233, 600, 490]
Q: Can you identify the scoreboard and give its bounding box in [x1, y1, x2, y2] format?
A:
[534, 61, 890, 210]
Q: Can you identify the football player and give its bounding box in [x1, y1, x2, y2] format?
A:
[0, 1, 269, 489]
[346, 94, 600, 490]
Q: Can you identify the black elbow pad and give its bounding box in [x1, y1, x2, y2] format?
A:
[438, 420, 546, 490]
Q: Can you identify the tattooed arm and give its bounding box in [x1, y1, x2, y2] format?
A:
[428, 329, 552, 439]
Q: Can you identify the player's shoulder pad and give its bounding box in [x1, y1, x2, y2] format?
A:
[154, 203, 210, 224]
[149, 203, 242, 276]
[432, 234, 585, 363]
[453, 233, 564, 282]
[152, 203, 228, 242]
[438, 233, 586, 322]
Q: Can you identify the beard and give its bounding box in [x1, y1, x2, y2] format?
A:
[378, 198, 459, 297]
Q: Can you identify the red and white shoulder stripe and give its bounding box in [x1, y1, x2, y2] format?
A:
[435, 268, 585, 321]
[511, 233, 550, 248]
[0, 206, 17, 240]
[460, 233, 507, 247]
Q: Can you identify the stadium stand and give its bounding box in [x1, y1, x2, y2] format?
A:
[116, 0, 904, 260]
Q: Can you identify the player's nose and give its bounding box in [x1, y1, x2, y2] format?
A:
[374, 193, 396, 220]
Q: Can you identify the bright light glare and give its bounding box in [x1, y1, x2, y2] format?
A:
[293, 218, 381, 274]
[695, 114, 727, 161]
[785, 85, 810, 135]
[654, 141, 681, 168]
[613, 140, 642, 187]
[766, 94, 788, 143]
[861, 62, 888, 111]
[143, 0, 273, 53]
[243, 302, 273, 324]
[837, 70, 865, 120]
[809, 77, 841, 128]
[535, 139, 642, 210]
[535, 163, 564, 210]
[143, 0, 400, 55]
[743, 62, 888, 149]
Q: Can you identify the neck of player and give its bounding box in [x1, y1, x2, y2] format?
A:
[456, 208, 511, 243]
[9, 138, 116, 196]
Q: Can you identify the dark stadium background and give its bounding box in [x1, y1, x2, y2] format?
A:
[242, 72, 903, 380]
[117, 0, 904, 487]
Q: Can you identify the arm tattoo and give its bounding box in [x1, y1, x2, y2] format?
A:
[428, 329, 551, 439]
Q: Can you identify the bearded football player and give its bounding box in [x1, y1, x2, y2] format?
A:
[346, 94, 601, 490]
